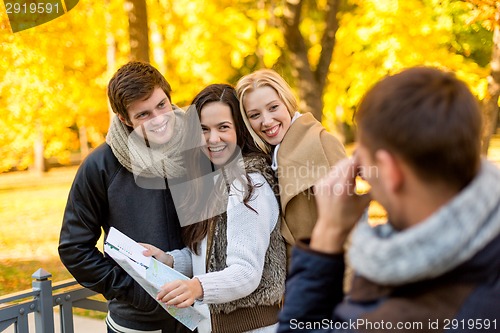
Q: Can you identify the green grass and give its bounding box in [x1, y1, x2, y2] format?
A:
[0, 166, 77, 295]
[0, 166, 106, 319]
[0, 259, 73, 295]
[0, 167, 77, 260]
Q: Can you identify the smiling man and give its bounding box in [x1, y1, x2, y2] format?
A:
[121, 86, 177, 145]
[59, 62, 189, 333]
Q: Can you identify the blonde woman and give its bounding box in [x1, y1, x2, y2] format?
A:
[236, 69, 346, 258]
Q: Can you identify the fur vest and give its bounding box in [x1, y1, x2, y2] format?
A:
[206, 155, 286, 333]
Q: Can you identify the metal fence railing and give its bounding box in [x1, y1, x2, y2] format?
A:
[0, 269, 107, 333]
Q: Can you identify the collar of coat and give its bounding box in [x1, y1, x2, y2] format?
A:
[276, 112, 332, 212]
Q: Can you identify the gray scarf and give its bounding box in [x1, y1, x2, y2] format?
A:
[349, 160, 500, 286]
[106, 109, 186, 179]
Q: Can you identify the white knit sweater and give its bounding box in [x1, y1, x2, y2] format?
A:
[169, 172, 280, 333]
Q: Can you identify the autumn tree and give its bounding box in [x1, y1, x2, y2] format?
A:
[283, 0, 341, 121]
[316, 0, 490, 140]
[126, 0, 150, 62]
[465, 0, 500, 154]
[0, 1, 109, 172]
[1, 0, 496, 173]
[146, 0, 258, 105]
[484, 8, 500, 153]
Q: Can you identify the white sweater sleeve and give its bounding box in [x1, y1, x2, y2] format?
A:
[168, 247, 193, 277]
[195, 172, 279, 304]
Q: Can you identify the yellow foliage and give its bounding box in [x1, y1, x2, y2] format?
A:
[0, 0, 495, 171]
[323, 0, 489, 130]
[0, 0, 109, 171]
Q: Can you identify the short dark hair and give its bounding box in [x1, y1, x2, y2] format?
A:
[107, 61, 172, 123]
[355, 66, 482, 190]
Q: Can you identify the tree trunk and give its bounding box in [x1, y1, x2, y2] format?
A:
[126, 0, 150, 62]
[151, 25, 165, 73]
[283, 0, 340, 121]
[106, 0, 116, 124]
[79, 125, 89, 159]
[481, 7, 500, 155]
[32, 123, 47, 173]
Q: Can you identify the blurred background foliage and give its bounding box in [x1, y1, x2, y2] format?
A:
[0, 0, 499, 173]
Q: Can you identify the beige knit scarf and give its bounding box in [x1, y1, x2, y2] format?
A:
[106, 109, 186, 179]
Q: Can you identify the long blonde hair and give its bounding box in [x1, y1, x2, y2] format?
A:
[236, 69, 298, 154]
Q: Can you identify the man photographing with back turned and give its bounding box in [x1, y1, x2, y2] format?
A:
[278, 66, 500, 332]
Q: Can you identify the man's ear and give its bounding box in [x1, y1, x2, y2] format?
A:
[117, 114, 131, 127]
[375, 150, 404, 193]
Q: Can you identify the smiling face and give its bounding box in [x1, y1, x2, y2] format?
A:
[200, 102, 238, 166]
[242, 86, 292, 146]
[118, 87, 176, 145]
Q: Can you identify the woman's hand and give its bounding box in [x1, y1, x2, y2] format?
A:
[156, 278, 203, 308]
[139, 243, 173, 267]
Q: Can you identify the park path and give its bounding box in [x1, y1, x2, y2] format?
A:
[3, 311, 106, 333]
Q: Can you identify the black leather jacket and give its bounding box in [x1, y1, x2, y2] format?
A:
[59, 143, 186, 331]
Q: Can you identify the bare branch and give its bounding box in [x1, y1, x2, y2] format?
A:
[315, 0, 341, 91]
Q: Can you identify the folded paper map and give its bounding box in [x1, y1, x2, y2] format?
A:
[104, 227, 205, 331]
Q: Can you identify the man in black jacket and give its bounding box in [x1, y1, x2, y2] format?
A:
[59, 61, 189, 333]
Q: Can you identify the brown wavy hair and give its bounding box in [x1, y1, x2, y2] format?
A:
[181, 84, 270, 254]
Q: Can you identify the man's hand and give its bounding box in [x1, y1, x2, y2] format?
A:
[311, 158, 371, 253]
[140, 243, 173, 267]
[156, 278, 203, 308]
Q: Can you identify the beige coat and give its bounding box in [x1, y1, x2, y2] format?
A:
[276, 113, 346, 255]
